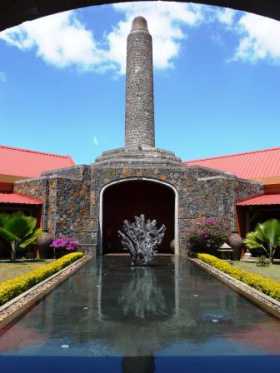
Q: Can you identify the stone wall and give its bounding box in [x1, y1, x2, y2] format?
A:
[14, 163, 263, 255]
[91, 164, 263, 255]
[51, 176, 92, 243]
[15, 177, 49, 230]
[181, 173, 263, 249]
[42, 165, 87, 179]
[15, 166, 93, 244]
[235, 179, 264, 201]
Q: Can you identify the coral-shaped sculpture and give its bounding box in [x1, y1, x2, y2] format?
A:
[118, 214, 166, 265]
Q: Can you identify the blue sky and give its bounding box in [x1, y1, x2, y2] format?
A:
[0, 2, 280, 164]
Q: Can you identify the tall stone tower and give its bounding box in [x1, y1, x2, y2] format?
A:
[95, 16, 181, 166]
[125, 16, 155, 149]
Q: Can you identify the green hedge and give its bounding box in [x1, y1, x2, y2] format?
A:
[0, 252, 84, 306]
[197, 253, 280, 301]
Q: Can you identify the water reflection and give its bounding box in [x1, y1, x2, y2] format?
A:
[101, 261, 175, 321]
[0, 256, 279, 367]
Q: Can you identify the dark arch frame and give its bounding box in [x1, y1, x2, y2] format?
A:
[99, 178, 178, 255]
[0, 0, 279, 32]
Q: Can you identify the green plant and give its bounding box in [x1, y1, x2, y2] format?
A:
[197, 253, 280, 301]
[0, 252, 84, 306]
[244, 219, 280, 263]
[0, 212, 42, 261]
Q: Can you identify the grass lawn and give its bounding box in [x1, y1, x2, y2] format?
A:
[0, 260, 52, 283]
[234, 261, 280, 283]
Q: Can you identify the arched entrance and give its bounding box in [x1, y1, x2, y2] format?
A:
[100, 178, 177, 255]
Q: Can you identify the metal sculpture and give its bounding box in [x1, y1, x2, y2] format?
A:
[118, 214, 166, 265]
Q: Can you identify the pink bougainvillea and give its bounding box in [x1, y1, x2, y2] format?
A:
[50, 236, 80, 252]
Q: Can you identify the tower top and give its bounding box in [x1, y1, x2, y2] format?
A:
[131, 16, 148, 32]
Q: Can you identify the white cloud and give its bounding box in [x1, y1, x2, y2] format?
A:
[1, 2, 279, 72]
[93, 136, 99, 146]
[233, 13, 280, 63]
[108, 2, 204, 73]
[0, 11, 104, 70]
[0, 2, 205, 74]
[215, 8, 236, 26]
[0, 71, 6, 83]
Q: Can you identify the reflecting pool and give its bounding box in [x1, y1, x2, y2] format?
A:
[0, 256, 279, 372]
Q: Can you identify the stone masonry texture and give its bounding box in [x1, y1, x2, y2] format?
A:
[125, 16, 155, 148]
[15, 163, 263, 256]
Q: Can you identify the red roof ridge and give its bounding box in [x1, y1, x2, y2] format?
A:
[0, 192, 42, 205]
[237, 194, 280, 206]
[185, 146, 280, 164]
[0, 144, 74, 162]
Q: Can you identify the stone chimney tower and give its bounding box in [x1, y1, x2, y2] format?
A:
[125, 16, 155, 149]
[94, 16, 181, 166]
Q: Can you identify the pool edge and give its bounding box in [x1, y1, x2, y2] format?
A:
[0, 254, 92, 331]
[189, 258, 280, 320]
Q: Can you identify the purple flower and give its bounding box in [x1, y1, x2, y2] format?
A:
[205, 218, 217, 225]
[51, 236, 80, 251]
[50, 238, 67, 248]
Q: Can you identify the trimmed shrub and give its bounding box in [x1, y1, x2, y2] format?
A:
[197, 253, 280, 301]
[0, 252, 84, 306]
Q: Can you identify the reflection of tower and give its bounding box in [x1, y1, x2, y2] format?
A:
[122, 356, 155, 373]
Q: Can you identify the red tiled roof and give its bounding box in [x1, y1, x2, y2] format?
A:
[237, 194, 280, 206]
[185, 147, 280, 180]
[0, 193, 42, 205]
[0, 145, 75, 179]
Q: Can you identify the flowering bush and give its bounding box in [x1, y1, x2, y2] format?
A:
[50, 236, 80, 256]
[189, 217, 228, 255]
[197, 253, 280, 301]
[0, 252, 84, 306]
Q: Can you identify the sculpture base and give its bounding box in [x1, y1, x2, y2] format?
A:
[94, 146, 182, 167]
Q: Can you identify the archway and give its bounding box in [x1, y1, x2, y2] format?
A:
[1, 1, 279, 32]
[100, 179, 177, 255]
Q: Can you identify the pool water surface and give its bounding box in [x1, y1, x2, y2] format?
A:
[0, 256, 279, 372]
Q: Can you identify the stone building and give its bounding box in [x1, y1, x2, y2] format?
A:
[14, 17, 263, 255]
[0, 145, 74, 222]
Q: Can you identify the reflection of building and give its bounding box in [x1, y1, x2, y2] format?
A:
[7, 17, 263, 255]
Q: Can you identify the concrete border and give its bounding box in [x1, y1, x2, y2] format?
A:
[190, 258, 280, 320]
[0, 254, 92, 330]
